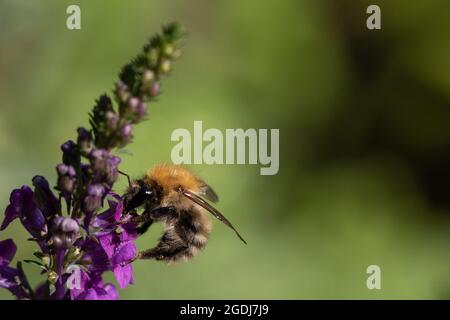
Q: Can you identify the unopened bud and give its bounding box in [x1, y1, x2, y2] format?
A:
[115, 81, 129, 103]
[164, 44, 174, 56]
[160, 59, 171, 73]
[149, 82, 160, 97]
[143, 69, 155, 82]
[48, 271, 58, 285]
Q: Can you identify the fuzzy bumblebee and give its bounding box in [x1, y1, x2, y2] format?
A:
[122, 164, 246, 263]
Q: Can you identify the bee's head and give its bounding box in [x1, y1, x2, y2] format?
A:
[124, 179, 161, 212]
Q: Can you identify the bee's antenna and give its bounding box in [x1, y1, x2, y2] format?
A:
[118, 170, 132, 188]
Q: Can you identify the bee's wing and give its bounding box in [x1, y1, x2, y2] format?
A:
[180, 188, 246, 244]
[199, 182, 219, 203]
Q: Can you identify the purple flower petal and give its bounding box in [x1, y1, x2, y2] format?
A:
[113, 242, 136, 265]
[1, 186, 47, 238]
[121, 222, 138, 241]
[101, 283, 119, 300]
[0, 205, 19, 231]
[113, 263, 134, 289]
[81, 238, 111, 273]
[0, 187, 28, 230]
[92, 197, 123, 229]
[34, 282, 50, 300]
[32, 175, 61, 217]
[0, 265, 28, 299]
[77, 288, 98, 300]
[70, 270, 118, 300]
[0, 239, 17, 265]
[98, 233, 115, 259]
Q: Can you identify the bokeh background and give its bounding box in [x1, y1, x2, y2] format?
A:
[1, 0, 450, 299]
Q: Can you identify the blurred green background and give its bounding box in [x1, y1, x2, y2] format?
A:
[1, 0, 450, 299]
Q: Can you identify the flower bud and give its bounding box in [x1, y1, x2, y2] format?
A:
[60, 218, 80, 233]
[149, 82, 160, 97]
[61, 140, 80, 165]
[127, 97, 140, 110]
[163, 44, 174, 56]
[105, 111, 119, 131]
[119, 124, 133, 146]
[51, 216, 79, 249]
[77, 127, 93, 155]
[147, 48, 159, 67]
[160, 59, 171, 73]
[136, 101, 147, 121]
[56, 164, 77, 194]
[143, 69, 155, 82]
[47, 271, 58, 285]
[121, 97, 147, 123]
[84, 184, 106, 212]
[89, 149, 108, 172]
[32, 175, 61, 217]
[115, 81, 130, 103]
[89, 149, 120, 185]
[105, 156, 121, 185]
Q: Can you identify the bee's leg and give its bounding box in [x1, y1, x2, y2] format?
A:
[136, 220, 153, 235]
[131, 206, 176, 235]
[137, 231, 190, 261]
[137, 211, 197, 262]
[131, 206, 175, 223]
[129, 208, 154, 234]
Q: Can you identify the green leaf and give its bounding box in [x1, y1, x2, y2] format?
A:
[33, 251, 45, 260]
[24, 259, 46, 269]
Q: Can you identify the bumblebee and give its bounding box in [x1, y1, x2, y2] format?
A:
[121, 164, 246, 263]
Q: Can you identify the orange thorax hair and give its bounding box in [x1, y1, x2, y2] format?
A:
[144, 164, 203, 209]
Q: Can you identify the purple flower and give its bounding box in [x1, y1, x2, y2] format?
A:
[105, 156, 121, 185]
[34, 282, 50, 300]
[98, 232, 136, 289]
[115, 81, 129, 103]
[50, 216, 79, 249]
[70, 270, 118, 300]
[0, 23, 185, 300]
[0, 239, 28, 299]
[105, 111, 119, 131]
[32, 176, 61, 218]
[119, 124, 133, 146]
[95, 197, 137, 289]
[127, 96, 139, 111]
[0, 239, 16, 266]
[137, 102, 147, 118]
[1, 186, 47, 238]
[78, 238, 111, 273]
[56, 164, 77, 194]
[143, 69, 155, 82]
[121, 97, 147, 123]
[93, 194, 138, 237]
[84, 184, 106, 212]
[77, 127, 93, 155]
[92, 196, 123, 233]
[61, 140, 80, 166]
[89, 149, 121, 185]
[149, 82, 160, 97]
